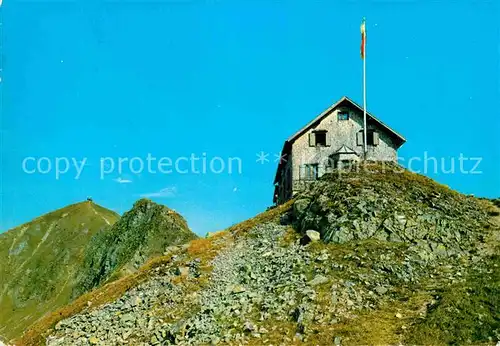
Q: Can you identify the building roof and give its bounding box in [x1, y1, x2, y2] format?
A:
[287, 96, 406, 144]
[273, 96, 406, 184]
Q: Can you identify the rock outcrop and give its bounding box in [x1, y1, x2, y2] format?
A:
[73, 199, 198, 297]
[291, 163, 490, 259]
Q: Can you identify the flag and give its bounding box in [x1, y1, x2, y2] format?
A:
[360, 18, 366, 59]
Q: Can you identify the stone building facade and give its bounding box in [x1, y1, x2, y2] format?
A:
[273, 96, 406, 204]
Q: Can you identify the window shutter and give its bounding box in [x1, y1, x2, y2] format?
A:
[373, 131, 380, 146]
[309, 132, 315, 147]
[356, 131, 364, 146]
[325, 131, 331, 146]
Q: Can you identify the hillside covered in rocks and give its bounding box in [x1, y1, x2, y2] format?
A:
[291, 163, 490, 259]
[18, 164, 500, 345]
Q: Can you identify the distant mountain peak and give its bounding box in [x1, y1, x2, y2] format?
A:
[0, 202, 119, 340]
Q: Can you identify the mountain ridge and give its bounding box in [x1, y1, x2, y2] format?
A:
[0, 199, 198, 344]
[17, 163, 500, 346]
[0, 200, 120, 340]
[0, 201, 118, 235]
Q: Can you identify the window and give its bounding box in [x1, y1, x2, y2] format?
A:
[309, 130, 329, 147]
[304, 164, 318, 181]
[357, 130, 380, 146]
[338, 111, 349, 121]
[356, 131, 364, 146]
[367, 130, 380, 146]
[315, 131, 327, 146]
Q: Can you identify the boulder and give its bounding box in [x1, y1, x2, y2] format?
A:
[300, 230, 321, 245]
[175, 266, 190, 277]
[243, 321, 256, 332]
[308, 275, 329, 287]
[279, 212, 292, 225]
[231, 285, 246, 294]
[293, 199, 310, 216]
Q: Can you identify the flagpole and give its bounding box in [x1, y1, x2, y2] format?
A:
[362, 19, 367, 160]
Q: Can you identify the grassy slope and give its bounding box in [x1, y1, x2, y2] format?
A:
[0, 201, 119, 341]
[17, 201, 294, 346]
[406, 202, 500, 345]
[407, 253, 500, 345]
[17, 167, 500, 345]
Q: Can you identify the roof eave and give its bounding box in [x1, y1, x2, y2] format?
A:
[286, 95, 406, 145]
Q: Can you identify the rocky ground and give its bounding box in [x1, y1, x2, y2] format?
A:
[19, 163, 500, 346]
[44, 223, 499, 345]
[292, 163, 490, 256]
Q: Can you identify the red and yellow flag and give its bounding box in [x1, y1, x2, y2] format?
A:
[360, 18, 366, 59]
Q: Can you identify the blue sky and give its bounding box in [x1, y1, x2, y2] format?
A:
[1, 1, 499, 235]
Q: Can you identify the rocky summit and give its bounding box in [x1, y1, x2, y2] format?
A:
[291, 163, 490, 258]
[73, 199, 198, 298]
[17, 163, 500, 346]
